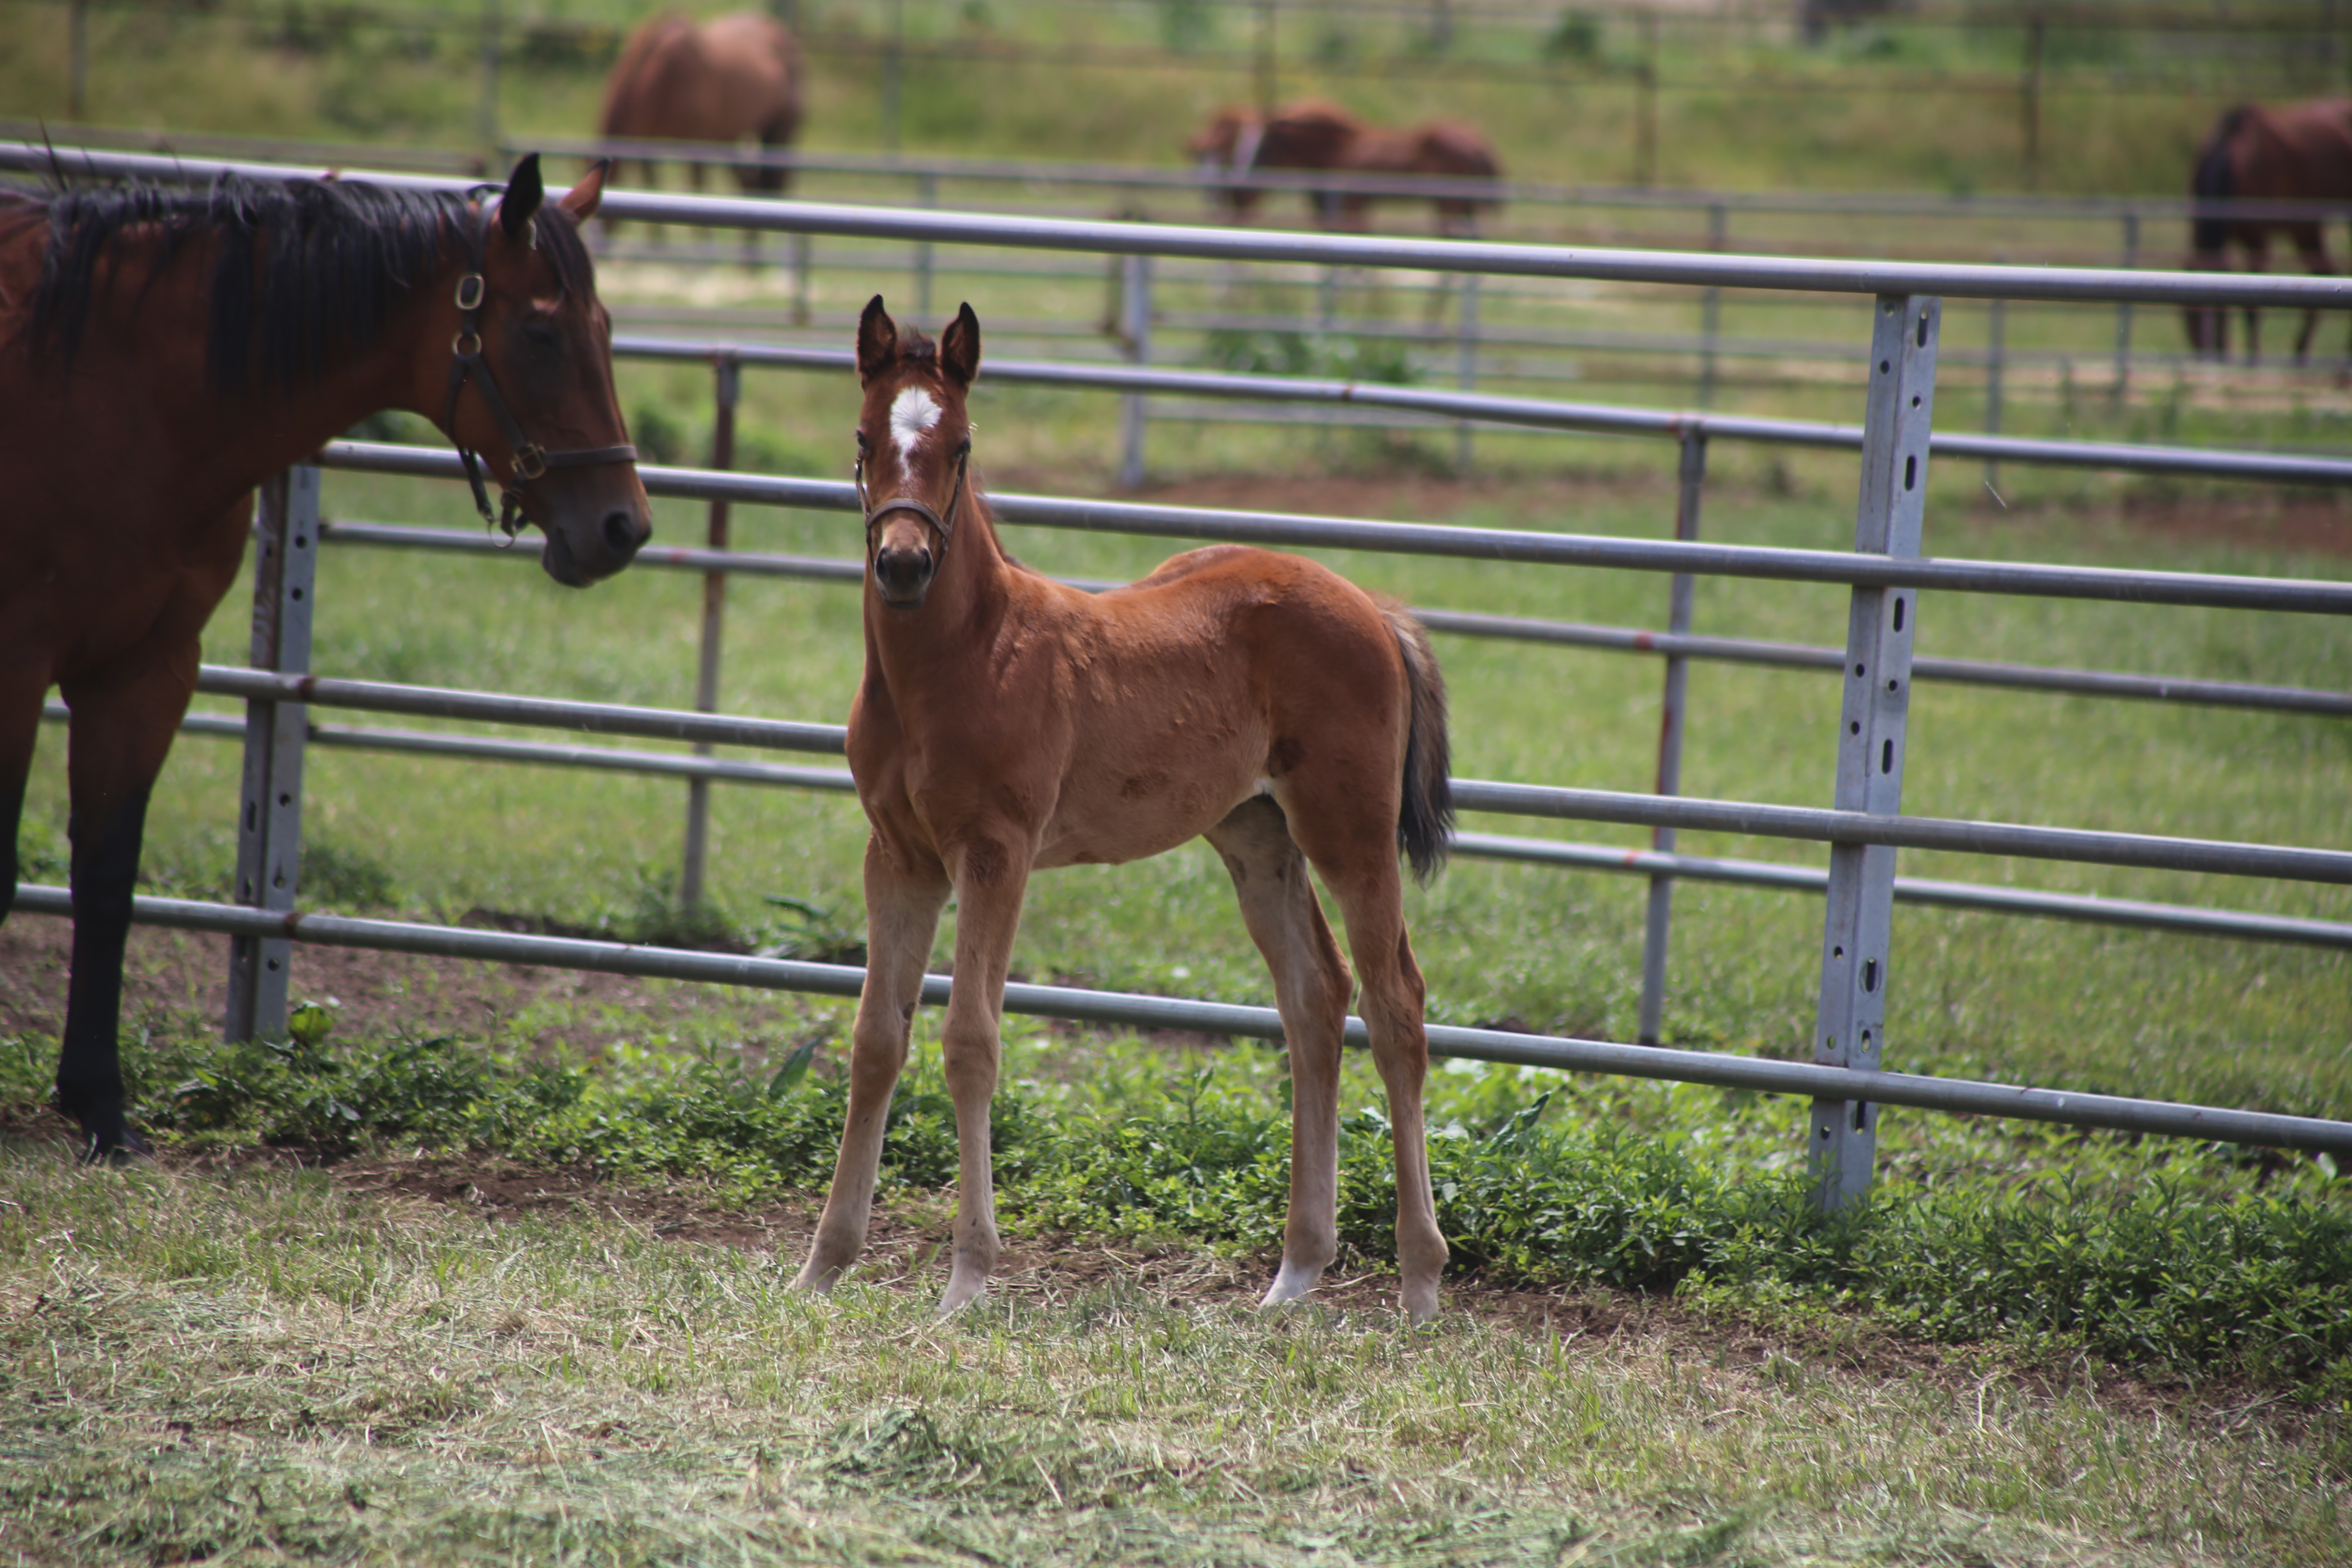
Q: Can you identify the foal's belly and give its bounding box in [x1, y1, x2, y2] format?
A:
[1031, 751, 1265, 871]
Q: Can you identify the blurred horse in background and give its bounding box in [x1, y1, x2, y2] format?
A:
[1189, 99, 1503, 237]
[2183, 100, 2352, 361]
[598, 11, 803, 223]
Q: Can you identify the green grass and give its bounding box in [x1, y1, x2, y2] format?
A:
[0, 1058, 2347, 1566]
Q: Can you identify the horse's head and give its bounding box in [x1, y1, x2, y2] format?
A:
[439, 155, 653, 587]
[1188, 108, 1265, 218]
[853, 295, 978, 610]
[2180, 246, 2231, 357]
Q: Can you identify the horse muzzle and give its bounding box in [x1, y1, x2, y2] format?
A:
[872, 540, 936, 607]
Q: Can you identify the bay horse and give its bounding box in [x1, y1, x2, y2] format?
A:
[598, 12, 803, 213]
[0, 156, 650, 1162]
[2183, 100, 2352, 361]
[792, 298, 1457, 1323]
[1188, 99, 1503, 237]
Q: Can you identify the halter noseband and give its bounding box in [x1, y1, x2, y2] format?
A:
[442, 195, 638, 542]
[857, 440, 971, 566]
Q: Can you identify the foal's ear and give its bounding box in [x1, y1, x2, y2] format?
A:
[499, 154, 546, 243]
[558, 159, 609, 224]
[857, 294, 898, 384]
[941, 302, 981, 388]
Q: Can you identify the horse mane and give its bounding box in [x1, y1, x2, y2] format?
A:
[20, 174, 594, 395]
[2192, 105, 2250, 253]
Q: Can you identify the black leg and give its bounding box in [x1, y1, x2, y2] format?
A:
[57, 782, 154, 1163]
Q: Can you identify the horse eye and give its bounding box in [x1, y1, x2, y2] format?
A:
[956, 437, 973, 458]
[855, 430, 871, 451]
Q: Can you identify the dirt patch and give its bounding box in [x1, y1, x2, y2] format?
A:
[0, 914, 825, 1057]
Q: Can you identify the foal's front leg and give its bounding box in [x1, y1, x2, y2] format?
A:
[936, 831, 1033, 1315]
[794, 836, 949, 1292]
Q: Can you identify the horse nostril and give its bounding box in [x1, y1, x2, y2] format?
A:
[604, 510, 646, 558]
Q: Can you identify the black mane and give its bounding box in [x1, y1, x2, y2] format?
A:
[18, 173, 595, 393]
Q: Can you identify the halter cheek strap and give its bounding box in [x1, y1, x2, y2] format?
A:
[442, 196, 638, 541]
[857, 443, 971, 564]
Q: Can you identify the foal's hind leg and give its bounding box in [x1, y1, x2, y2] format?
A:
[1284, 811, 1447, 1324]
[1205, 798, 1354, 1309]
[795, 835, 950, 1292]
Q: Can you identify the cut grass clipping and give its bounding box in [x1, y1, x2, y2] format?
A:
[13, 1013, 2347, 1415]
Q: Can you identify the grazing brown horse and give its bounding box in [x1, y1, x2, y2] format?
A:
[1189, 98, 1503, 236]
[2183, 100, 2352, 361]
[793, 298, 1457, 1323]
[0, 156, 650, 1161]
[599, 12, 803, 205]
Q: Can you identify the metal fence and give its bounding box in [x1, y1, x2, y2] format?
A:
[8, 143, 2352, 1200]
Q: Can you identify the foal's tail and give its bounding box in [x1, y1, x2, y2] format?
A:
[1384, 606, 1455, 884]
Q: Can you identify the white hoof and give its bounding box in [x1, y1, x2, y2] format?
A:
[937, 1267, 988, 1317]
[1258, 1259, 1325, 1308]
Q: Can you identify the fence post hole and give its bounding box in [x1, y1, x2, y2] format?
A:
[1984, 294, 2005, 498]
[477, 0, 501, 161]
[882, 0, 905, 154]
[224, 466, 320, 1043]
[1120, 253, 1152, 490]
[1456, 270, 1480, 472]
[1637, 429, 1706, 1045]
[2112, 210, 2139, 406]
[1636, 12, 1659, 188]
[68, 0, 89, 120]
[681, 353, 740, 913]
[791, 231, 812, 327]
[1698, 203, 1726, 407]
[1810, 294, 1939, 1212]
[915, 171, 937, 321]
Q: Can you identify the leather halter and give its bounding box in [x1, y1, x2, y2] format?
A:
[441, 196, 637, 541]
[857, 441, 970, 566]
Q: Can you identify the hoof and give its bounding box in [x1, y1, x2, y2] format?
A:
[1257, 1258, 1326, 1310]
[77, 1122, 151, 1167]
[790, 1258, 845, 1295]
[936, 1267, 988, 1317]
[1401, 1281, 1441, 1327]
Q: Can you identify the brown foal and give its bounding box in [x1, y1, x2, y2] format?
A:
[792, 298, 1457, 1322]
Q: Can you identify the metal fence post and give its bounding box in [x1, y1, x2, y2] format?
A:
[1120, 253, 1152, 489]
[681, 353, 740, 913]
[1811, 295, 1940, 1212]
[2113, 210, 2139, 406]
[1455, 271, 1479, 472]
[791, 231, 812, 327]
[1637, 429, 1706, 1045]
[1983, 295, 2005, 497]
[224, 466, 320, 1043]
[1698, 203, 1726, 408]
[915, 172, 936, 321]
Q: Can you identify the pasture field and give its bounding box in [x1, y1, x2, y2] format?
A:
[0, 0, 2327, 198]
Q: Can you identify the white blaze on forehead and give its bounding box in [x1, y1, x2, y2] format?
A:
[888, 386, 942, 461]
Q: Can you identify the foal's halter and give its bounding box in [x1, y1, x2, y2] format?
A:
[856, 436, 971, 567]
[441, 196, 637, 541]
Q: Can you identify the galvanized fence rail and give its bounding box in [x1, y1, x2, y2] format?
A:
[8, 144, 2350, 1205]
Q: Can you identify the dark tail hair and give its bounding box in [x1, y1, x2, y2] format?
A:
[2191, 106, 2248, 254]
[1385, 608, 1454, 884]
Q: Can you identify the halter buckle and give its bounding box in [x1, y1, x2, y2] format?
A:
[512, 443, 549, 482]
[454, 273, 486, 312]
